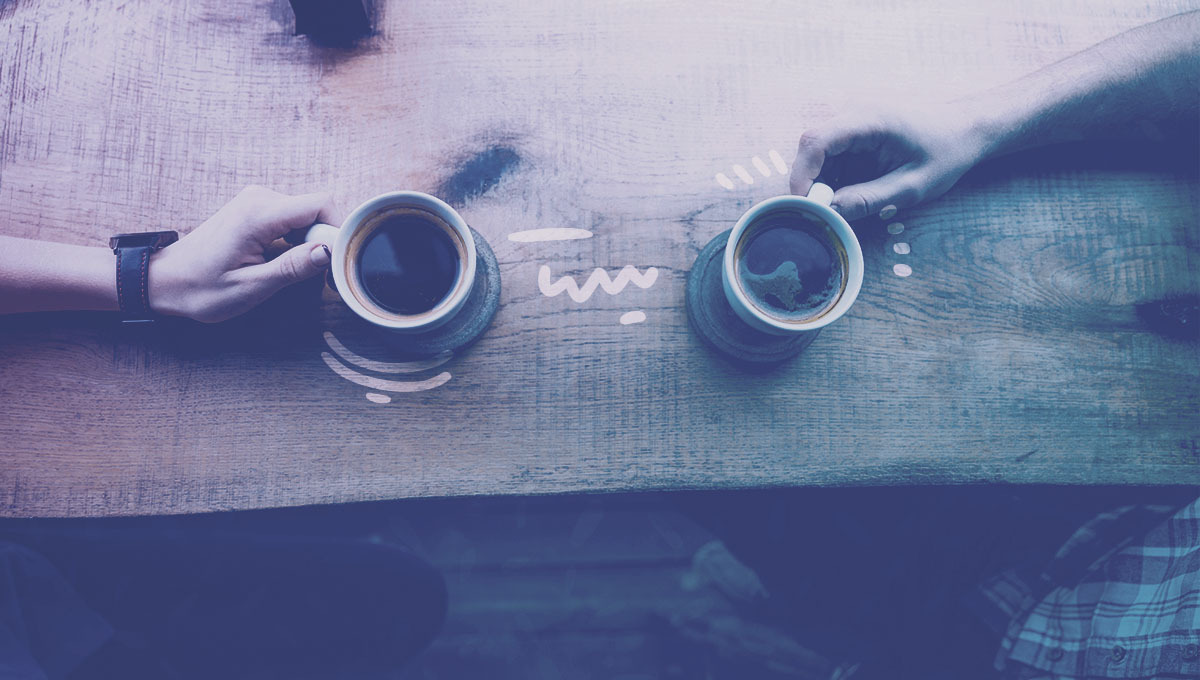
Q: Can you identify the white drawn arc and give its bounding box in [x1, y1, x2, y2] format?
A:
[321, 353, 452, 392]
[324, 331, 452, 373]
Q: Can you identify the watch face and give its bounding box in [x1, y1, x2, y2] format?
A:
[109, 231, 179, 250]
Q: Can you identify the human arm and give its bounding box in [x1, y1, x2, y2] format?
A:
[790, 10, 1200, 221]
[0, 186, 339, 322]
[0, 238, 123, 314]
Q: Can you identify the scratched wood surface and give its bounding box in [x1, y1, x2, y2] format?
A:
[1, 0, 1198, 517]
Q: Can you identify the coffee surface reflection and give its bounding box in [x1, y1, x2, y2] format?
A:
[736, 211, 844, 322]
[357, 215, 460, 316]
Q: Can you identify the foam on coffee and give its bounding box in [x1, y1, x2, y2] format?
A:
[733, 208, 847, 323]
[342, 206, 469, 322]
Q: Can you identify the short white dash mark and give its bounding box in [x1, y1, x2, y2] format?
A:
[886, 222, 905, 235]
[893, 242, 910, 255]
[365, 393, 392, 404]
[768, 149, 788, 174]
[715, 173, 735, 190]
[752, 156, 771, 177]
[508, 228, 594, 243]
[879, 205, 898, 220]
[732, 165, 754, 185]
[619, 310, 647, 325]
[893, 263, 912, 277]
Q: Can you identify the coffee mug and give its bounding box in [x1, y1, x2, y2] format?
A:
[722, 182, 864, 335]
[304, 191, 477, 332]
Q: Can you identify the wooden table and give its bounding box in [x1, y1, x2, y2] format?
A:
[2, 0, 1197, 517]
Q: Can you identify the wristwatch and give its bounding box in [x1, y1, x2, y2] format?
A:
[109, 231, 178, 322]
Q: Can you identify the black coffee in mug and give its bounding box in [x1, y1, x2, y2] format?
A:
[354, 212, 462, 316]
[734, 210, 845, 322]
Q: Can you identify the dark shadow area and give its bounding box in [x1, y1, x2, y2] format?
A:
[157, 276, 330, 356]
[830, 138, 1198, 195]
[968, 138, 1200, 182]
[1136, 294, 1200, 342]
[675, 484, 1199, 680]
[0, 505, 446, 680]
[1, 484, 1194, 679]
[284, 0, 375, 48]
[0, 274, 328, 357]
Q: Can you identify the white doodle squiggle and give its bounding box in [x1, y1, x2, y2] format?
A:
[538, 265, 659, 303]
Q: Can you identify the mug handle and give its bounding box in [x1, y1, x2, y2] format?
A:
[304, 223, 340, 249]
[806, 182, 835, 206]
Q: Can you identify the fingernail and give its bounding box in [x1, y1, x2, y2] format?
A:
[311, 244, 331, 267]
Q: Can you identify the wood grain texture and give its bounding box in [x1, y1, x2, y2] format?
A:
[1, 0, 1198, 517]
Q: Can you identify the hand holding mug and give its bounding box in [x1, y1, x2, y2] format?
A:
[303, 191, 477, 333]
[686, 181, 865, 367]
[148, 186, 340, 323]
[789, 101, 991, 221]
[724, 182, 863, 334]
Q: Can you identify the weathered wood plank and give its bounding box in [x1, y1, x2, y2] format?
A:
[1, 0, 1198, 516]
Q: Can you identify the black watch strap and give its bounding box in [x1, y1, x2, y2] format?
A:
[116, 245, 153, 318]
[110, 231, 178, 321]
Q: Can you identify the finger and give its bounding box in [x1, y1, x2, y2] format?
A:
[789, 118, 884, 195]
[830, 169, 924, 222]
[241, 242, 332, 299]
[237, 187, 343, 243]
[268, 191, 342, 238]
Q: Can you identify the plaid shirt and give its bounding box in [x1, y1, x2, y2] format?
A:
[975, 497, 1200, 679]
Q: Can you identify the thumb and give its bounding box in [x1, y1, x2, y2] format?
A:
[831, 169, 923, 222]
[245, 242, 331, 298]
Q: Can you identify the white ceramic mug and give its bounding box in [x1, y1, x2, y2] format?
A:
[722, 182, 864, 335]
[305, 191, 477, 332]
